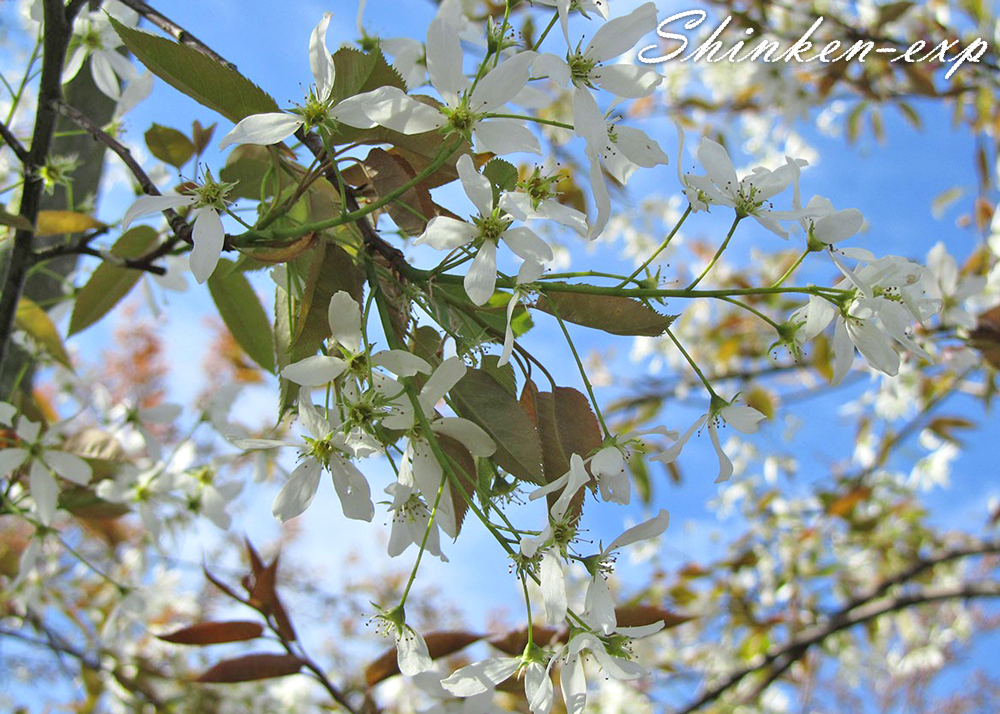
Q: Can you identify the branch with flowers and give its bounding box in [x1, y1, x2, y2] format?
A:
[2, 0, 1000, 712]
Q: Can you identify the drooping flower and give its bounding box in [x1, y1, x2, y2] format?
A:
[652, 396, 765, 483]
[122, 172, 236, 284]
[374, 605, 434, 677]
[441, 648, 553, 714]
[580, 509, 669, 634]
[414, 154, 553, 305]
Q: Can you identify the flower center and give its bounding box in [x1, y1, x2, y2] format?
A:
[567, 48, 598, 86]
[474, 211, 512, 244]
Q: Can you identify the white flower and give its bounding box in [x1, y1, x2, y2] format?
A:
[683, 137, 806, 238]
[63, 6, 140, 100]
[375, 606, 434, 676]
[498, 165, 589, 236]
[652, 397, 765, 483]
[581, 509, 669, 634]
[282, 290, 431, 387]
[234, 390, 374, 523]
[219, 13, 336, 149]
[415, 154, 553, 305]
[924, 241, 986, 329]
[0, 410, 92, 525]
[553, 631, 651, 714]
[122, 173, 235, 284]
[332, 19, 539, 155]
[385, 457, 447, 562]
[533, 0, 611, 43]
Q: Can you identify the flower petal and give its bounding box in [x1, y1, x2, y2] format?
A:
[457, 153, 494, 216]
[330, 455, 374, 522]
[502, 226, 553, 263]
[30, 461, 59, 525]
[432, 417, 496, 457]
[122, 194, 194, 230]
[190, 208, 225, 284]
[414, 216, 478, 250]
[464, 241, 498, 306]
[592, 64, 661, 98]
[281, 355, 348, 386]
[469, 50, 536, 113]
[44, 451, 92, 485]
[328, 290, 362, 353]
[272, 458, 322, 522]
[219, 113, 304, 150]
[541, 551, 568, 625]
[309, 12, 335, 97]
[604, 509, 669, 553]
[426, 18, 469, 103]
[472, 118, 541, 155]
[441, 657, 520, 697]
[586, 2, 658, 62]
[396, 626, 434, 676]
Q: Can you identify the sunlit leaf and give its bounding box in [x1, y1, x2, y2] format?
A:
[15, 297, 72, 370]
[207, 258, 275, 373]
[144, 123, 195, 168]
[535, 290, 676, 337]
[35, 210, 105, 237]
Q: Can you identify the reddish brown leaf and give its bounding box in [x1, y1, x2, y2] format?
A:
[968, 304, 1000, 370]
[365, 631, 483, 687]
[244, 538, 265, 579]
[157, 620, 264, 645]
[614, 605, 693, 630]
[438, 435, 476, 537]
[249, 554, 279, 613]
[194, 653, 302, 683]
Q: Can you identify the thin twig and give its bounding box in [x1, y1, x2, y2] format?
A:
[0, 119, 29, 163]
[115, 0, 238, 70]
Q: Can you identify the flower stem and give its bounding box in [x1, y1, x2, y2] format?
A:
[771, 250, 809, 288]
[619, 204, 692, 288]
[665, 326, 717, 397]
[549, 300, 611, 438]
[686, 214, 741, 290]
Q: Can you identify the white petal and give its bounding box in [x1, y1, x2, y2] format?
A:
[720, 404, 765, 434]
[327, 290, 363, 353]
[426, 18, 469, 103]
[218, 113, 304, 150]
[62, 45, 87, 85]
[44, 451, 91, 485]
[330, 455, 374, 522]
[441, 657, 520, 697]
[708, 422, 734, 483]
[414, 216, 478, 250]
[532, 53, 571, 86]
[540, 552, 568, 625]
[457, 153, 494, 216]
[465, 241, 498, 306]
[593, 64, 660, 98]
[190, 208, 225, 284]
[272, 458, 322, 522]
[498, 292, 519, 367]
[831, 317, 855, 386]
[432, 417, 495, 457]
[0, 402, 15, 425]
[847, 317, 899, 376]
[359, 86, 446, 134]
[526, 661, 554, 714]
[650, 414, 707, 464]
[615, 126, 670, 168]
[298, 389, 334, 439]
[122, 194, 193, 229]
[372, 349, 432, 377]
[550, 454, 589, 521]
[231, 438, 293, 450]
[572, 87, 606, 148]
[472, 118, 540, 155]
[326, 93, 378, 129]
[605, 509, 669, 553]
[698, 138, 738, 196]
[502, 226, 553, 263]
[561, 652, 587, 714]
[30, 461, 59, 525]
[586, 2, 658, 62]
[586, 148, 611, 240]
[419, 357, 467, 412]
[814, 208, 863, 244]
[309, 12, 336, 97]
[91, 53, 122, 100]
[469, 50, 536, 113]
[396, 626, 434, 676]
[281, 355, 348, 386]
[0, 447, 29, 475]
[584, 575, 617, 634]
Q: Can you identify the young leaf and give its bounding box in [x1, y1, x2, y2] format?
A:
[110, 18, 279, 123]
[357, 147, 436, 236]
[0, 209, 33, 232]
[329, 46, 406, 104]
[15, 297, 72, 370]
[207, 259, 276, 373]
[69, 226, 159, 335]
[194, 653, 302, 683]
[157, 621, 265, 645]
[145, 123, 195, 167]
[535, 290, 676, 337]
[451, 369, 543, 484]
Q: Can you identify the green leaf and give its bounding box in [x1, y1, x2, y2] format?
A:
[482, 158, 518, 203]
[451, 369, 543, 484]
[15, 297, 72, 370]
[110, 18, 279, 123]
[145, 123, 195, 168]
[329, 46, 405, 104]
[69, 226, 159, 335]
[480, 355, 516, 396]
[291, 242, 364, 360]
[875, 1, 914, 27]
[207, 259, 276, 373]
[535, 290, 676, 336]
